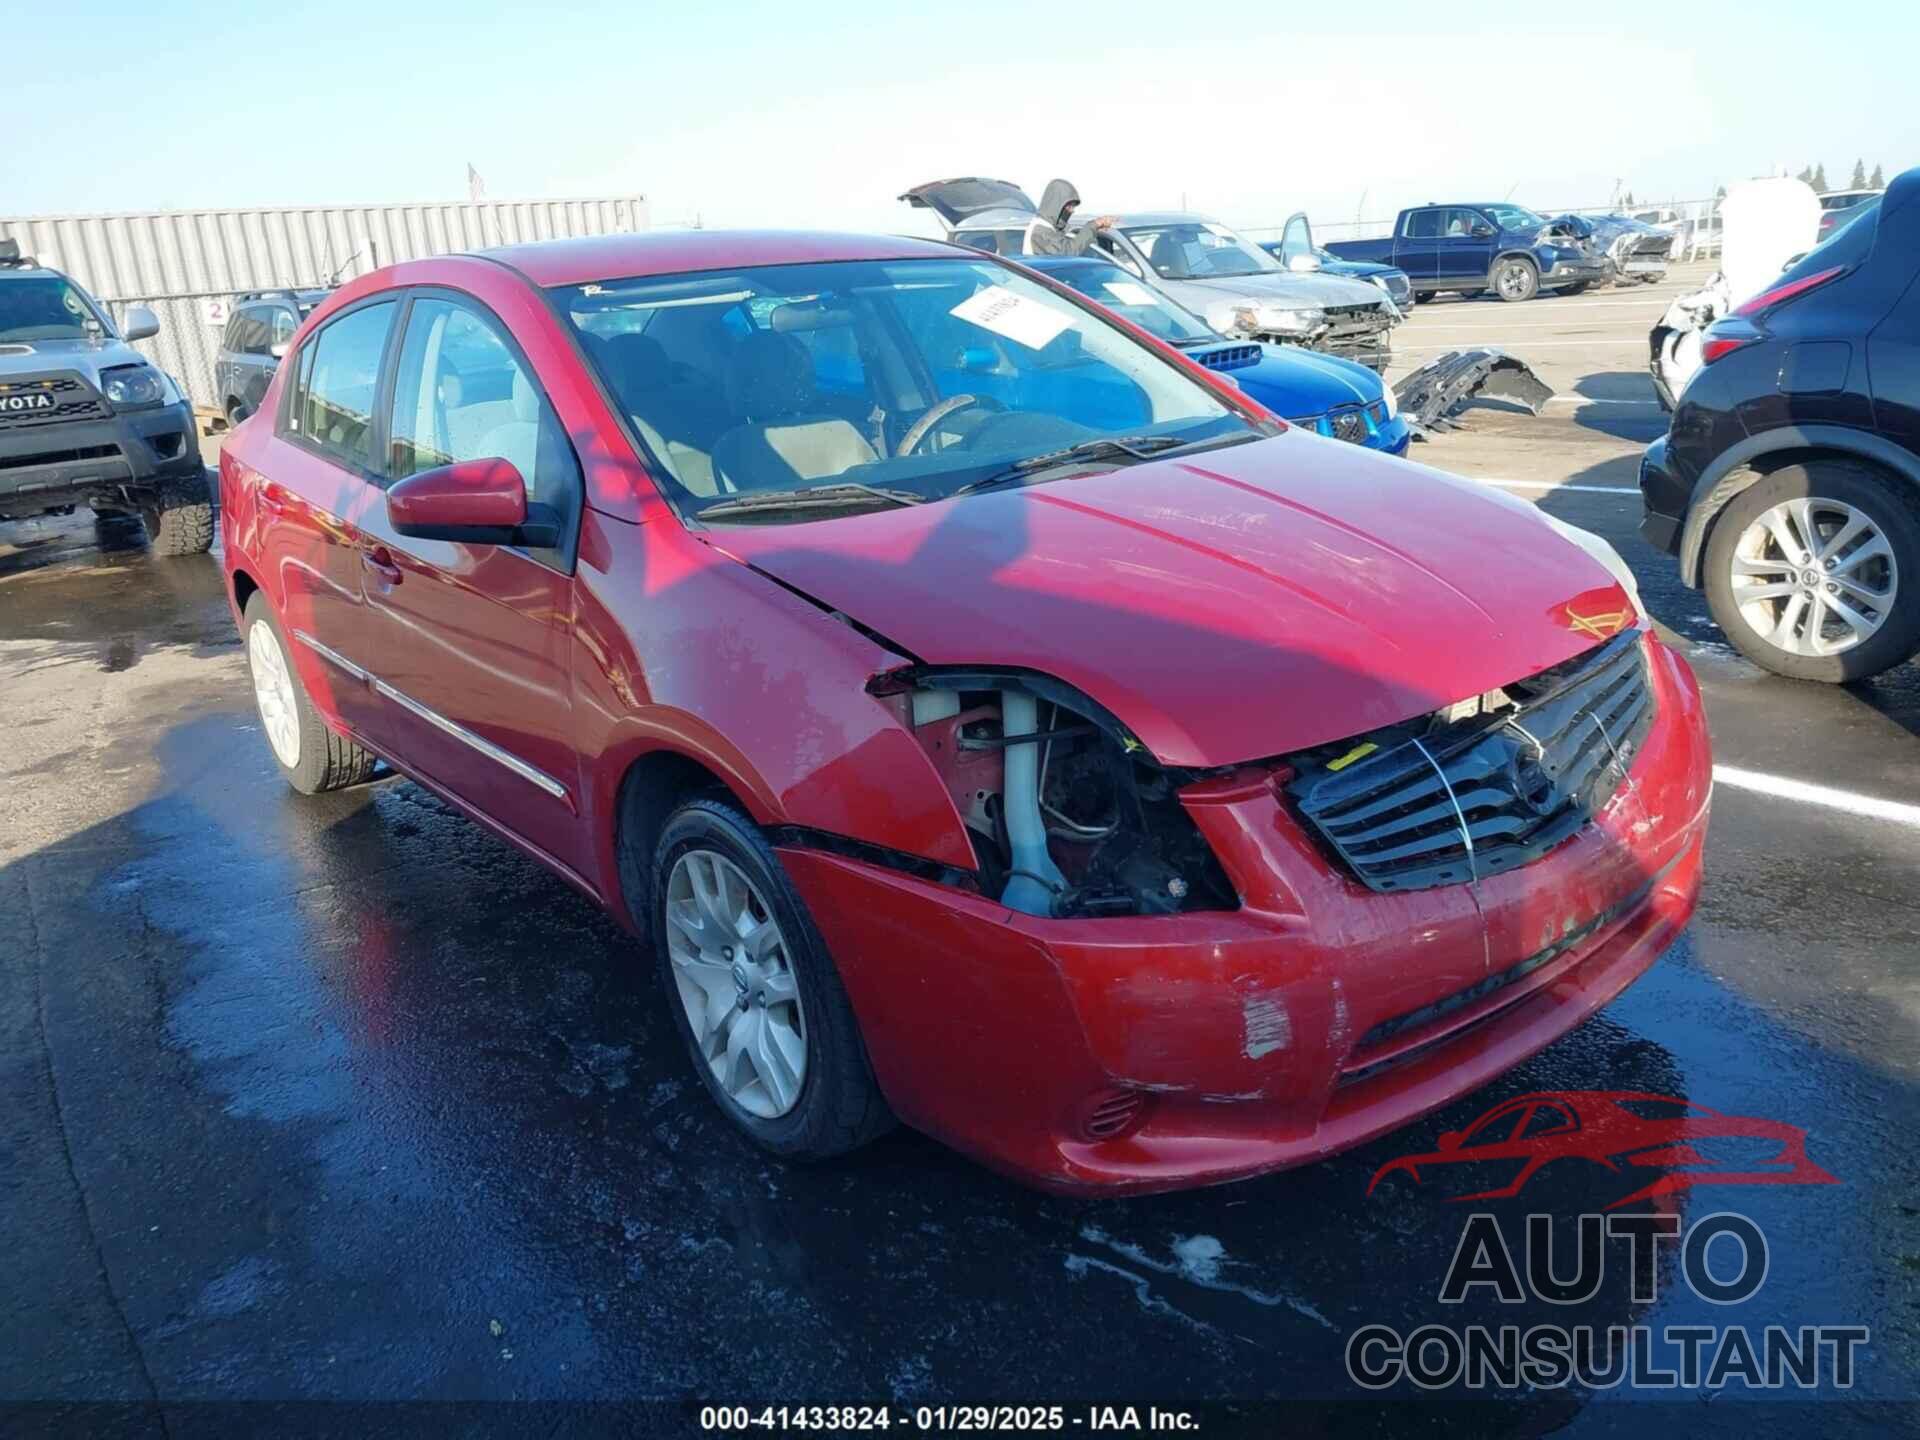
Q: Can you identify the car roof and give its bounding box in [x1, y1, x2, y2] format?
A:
[477, 229, 963, 288]
[1109, 212, 1230, 227]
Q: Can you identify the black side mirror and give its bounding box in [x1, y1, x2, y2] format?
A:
[1472, 223, 1496, 239]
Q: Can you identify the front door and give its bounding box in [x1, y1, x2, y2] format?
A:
[1434, 208, 1497, 287]
[355, 290, 588, 878]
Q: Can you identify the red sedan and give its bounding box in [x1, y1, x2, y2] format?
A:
[219, 231, 1712, 1193]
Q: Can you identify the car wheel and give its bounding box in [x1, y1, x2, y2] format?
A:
[653, 796, 892, 1159]
[141, 471, 215, 557]
[1413, 291, 1434, 304]
[1493, 257, 1539, 302]
[242, 592, 380, 793]
[1703, 461, 1920, 682]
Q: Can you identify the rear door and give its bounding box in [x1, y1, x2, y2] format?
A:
[257, 297, 401, 745]
[1394, 208, 1445, 283]
[353, 289, 587, 875]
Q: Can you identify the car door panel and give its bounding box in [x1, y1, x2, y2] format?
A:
[1393, 210, 1444, 284]
[355, 291, 586, 874]
[1436, 209, 1495, 287]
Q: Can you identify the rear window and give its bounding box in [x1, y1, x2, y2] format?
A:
[1789, 198, 1879, 276]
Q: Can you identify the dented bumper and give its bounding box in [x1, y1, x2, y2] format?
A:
[779, 638, 1712, 1194]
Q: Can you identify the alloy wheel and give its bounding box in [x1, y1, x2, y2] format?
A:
[1729, 496, 1898, 657]
[1497, 261, 1533, 300]
[666, 849, 807, 1119]
[247, 620, 301, 767]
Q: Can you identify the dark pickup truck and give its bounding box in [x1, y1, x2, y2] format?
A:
[1326, 203, 1611, 303]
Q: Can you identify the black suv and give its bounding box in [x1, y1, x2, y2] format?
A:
[1640, 166, 1920, 682]
[214, 288, 328, 426]
[0, 239, 212, 554]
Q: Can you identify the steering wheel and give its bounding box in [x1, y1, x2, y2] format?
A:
[896, 394, 1003, 457]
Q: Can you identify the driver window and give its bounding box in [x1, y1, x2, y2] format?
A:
[1094, 235, 1145, 278]
[386, 296, 581, 552]
[1517, 1103, 1575, 1139]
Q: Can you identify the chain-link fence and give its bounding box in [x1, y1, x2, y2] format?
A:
[1239, 198, 1724, 259]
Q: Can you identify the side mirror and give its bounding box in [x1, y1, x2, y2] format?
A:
[1285, 253, 1322, 273]
[1471, 224, 1496, 240]
[123, 305, 160, 342]
[387, 457, 542, 546]
[1436, 1130, 1463, 1152]
[269, 341, 289, 361]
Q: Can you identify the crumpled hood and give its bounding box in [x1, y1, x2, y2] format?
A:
[708, 437, 1632, 767]
[0, 334, 147, 386]
[1163, 270, 1388, 309]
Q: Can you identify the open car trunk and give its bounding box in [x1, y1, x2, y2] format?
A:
[899, 178, 1039, 229]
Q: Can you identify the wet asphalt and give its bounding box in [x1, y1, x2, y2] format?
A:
[3, 284, 1919, 1436]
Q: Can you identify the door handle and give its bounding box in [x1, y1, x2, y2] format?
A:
[361, 546, 403, 587]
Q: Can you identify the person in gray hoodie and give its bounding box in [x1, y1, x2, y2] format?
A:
[1024, 180, 1117, 255]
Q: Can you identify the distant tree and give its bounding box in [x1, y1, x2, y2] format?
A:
[1622, 190, 1635, 208]
[1850, 158, 1868, 189]
[1871, 163, 1885, 188]
[1716, 185, 1728, 201]
[1812, 163, 1830, 192]
[1797, 166, 1813, 185]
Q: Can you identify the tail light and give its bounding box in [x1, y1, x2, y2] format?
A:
[1731, 265, 1846, 319]
[1700, 325, 1760, 365]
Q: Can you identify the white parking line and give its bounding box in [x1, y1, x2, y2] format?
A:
[1544, 396, 1660, 407]
[1712, 765, 1920, 830]
[1398, 340, 1649, 350]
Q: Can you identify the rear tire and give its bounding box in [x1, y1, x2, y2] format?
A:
[141, 471, 215, 557]
[1493, 256, 1540, 302]
[1413, 291, 1435, 304]
[242, 593, 380, 793]
[653, 797, 893, 1160]
[1702, 461, 1920, 682]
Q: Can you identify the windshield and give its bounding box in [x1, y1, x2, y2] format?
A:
[1480, 205, 1546, 231]
[1121, 221, 1279, 280]
[0, 277, 107, 342]
[1033, 263, 1216, 345]
[559, 256, 1248, 522]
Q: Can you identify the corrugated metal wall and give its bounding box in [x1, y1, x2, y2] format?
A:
[0, 197, 649, 411]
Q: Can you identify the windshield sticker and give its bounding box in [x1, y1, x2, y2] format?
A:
[1101, 280, 1158, 307]
[950, 286, 1072, 350]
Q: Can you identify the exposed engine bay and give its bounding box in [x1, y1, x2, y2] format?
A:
[877, 672, 1239, 918]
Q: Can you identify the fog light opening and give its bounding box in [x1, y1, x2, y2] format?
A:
[1078, 1087, 1150, 1143]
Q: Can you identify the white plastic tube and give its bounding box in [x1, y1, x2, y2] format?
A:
[998, 691, 1067, 915]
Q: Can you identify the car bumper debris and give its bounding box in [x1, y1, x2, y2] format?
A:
[1391, 348, 1555, 436]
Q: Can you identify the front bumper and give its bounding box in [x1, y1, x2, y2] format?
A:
[0, 400, 203, 517]
[1543, 257, 1612, 286]
[786, 636, 1711, 1194]
[1638, 435, 1689, 558]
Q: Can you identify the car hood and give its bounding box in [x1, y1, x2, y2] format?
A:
[1188, 342, 1382, 417]
[1160, 270, 1389, 309]
[0, 334, 147, 385]
[706, 438, 1631, 767]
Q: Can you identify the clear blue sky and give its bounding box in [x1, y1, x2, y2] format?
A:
[7, 0, 1911, 233]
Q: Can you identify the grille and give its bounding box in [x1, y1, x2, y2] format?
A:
[1287, 631, 1653, 893]
[1188, 343, 1263, 371]
[1081, 1089, 1146, 1141]
[1325, 303, 1392, 330]
[0, 375, 110, 431]
[0, 442, 122, 473]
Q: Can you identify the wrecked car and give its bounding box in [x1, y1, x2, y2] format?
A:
[1570, 213, 1677, 285]
[1024, 254, 1409, 454]
[1259, 211, 1416, 312]
[1325, 203, 1612, 302]
[902, 178, 1402, 371]
[221, 230, 1712, 1193]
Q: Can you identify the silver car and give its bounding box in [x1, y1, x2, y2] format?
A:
[900, 178, 1401, 371]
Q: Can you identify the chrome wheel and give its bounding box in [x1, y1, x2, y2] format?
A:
[247, 619, 301, 768]
[1729, 496, 1898, 657]
[665, 849, 807, 1119]
[1496, 260, 1535, 300]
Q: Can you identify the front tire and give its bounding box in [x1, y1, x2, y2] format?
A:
[142, 470, 215, 556]
[1492, 257, 1540, 302]
[242, 593, 380, 792]
[1703, 462, 1920, 682]
[653, 797, 892, 1159]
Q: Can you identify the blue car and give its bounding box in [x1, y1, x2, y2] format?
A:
[1262, 211, 1415, 312]
[1024, 255, 1410, 455]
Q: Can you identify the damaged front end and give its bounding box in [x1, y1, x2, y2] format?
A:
[869, 668, 1239, 919]
[1649, 275, 1730, 410]
[1391, 348, 1555, 436]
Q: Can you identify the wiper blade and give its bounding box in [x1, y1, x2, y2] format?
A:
[949, 435, 1186, 499]
[694, 481, 924, 520]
